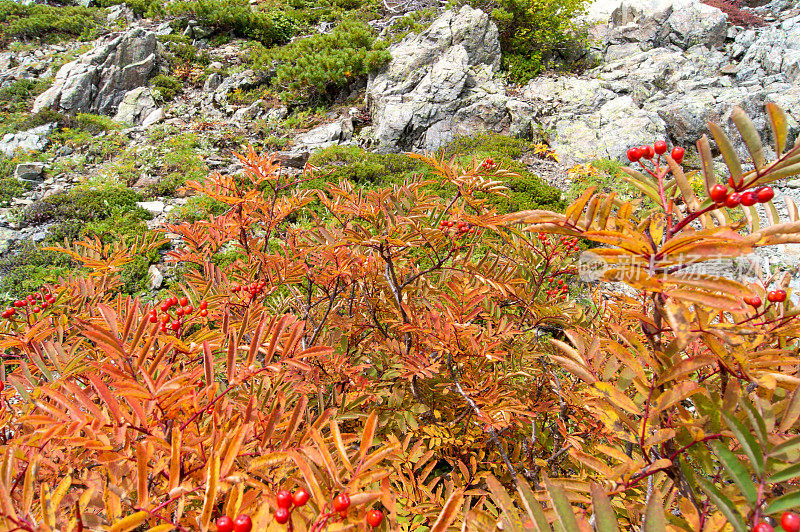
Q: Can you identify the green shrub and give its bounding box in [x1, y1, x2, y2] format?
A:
[0, 241, 74, 297]
[460, 0, 591, 83]
[309, 134, 564, 213]
[170, 193, 228, 223]
[20, 184, 150, 243]
[261, 19, 390, 104]
[97, 0, 164, 18]
[0, 1, 100, 47]
[150, 75, 183, 101]
[0, 176, 30, 205]
[0, 78, 50, 113]
[165, 0, 297, 46]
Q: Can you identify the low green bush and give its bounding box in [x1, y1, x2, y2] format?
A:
[308, 134, 564, 213]
[166, 0, 297, 46]
[460, 0, 591, 83]
[258, 19, 389, 104]
[20, 184, 150, 243]
[0, 78, 50, 113]
[0, 241, 74, 297]
[0, 176, 30, 206]
[150, 75, 183, 101]
[0, 1, 100, 47]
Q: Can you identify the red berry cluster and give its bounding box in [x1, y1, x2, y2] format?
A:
[480, 157, 495, 169]
[231, 281, 266, 301]
[754, 511, 800, 532]
[743, 290, 787, 308]
[148, 296, 207, 334]
[2, 287, 59, 320]
[709, 182, 774, 209]
[216, 514, 251, 532]
[628, 142, 684, 164]
[439, 219, 479, 237]
[274, 488, 310, 524]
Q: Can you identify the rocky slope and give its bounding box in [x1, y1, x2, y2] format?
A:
[0, 0, 798, 293]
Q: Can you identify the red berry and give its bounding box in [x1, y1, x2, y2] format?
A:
[709, 184, 728, 203]
[161, 314, 170, 324]
[366, 509, 384, 528]
[276, 490, 292, 509]
[199, 300, 208, 310]
[743, 295, 762, 308]
[216, 516, 234, 532]
[176, 308, 185, 317]
[184, 305, 194, 314]
[641, 145, 654, 159]
[741, 191, 758, 207]
[13, 300, 22, 308]
[0, 381, 4, 392]
[179, 296, 188, 306]
[170, 320, 181, 331]
[149, 315, 158, 323]
[231, 284, 241, 292]
[781, 512, 800, 532]
[654, 140, 667, 155]
[339, 511, 348, 518]
[200, 309, 208, 317]
[627, 147, 642, 162]
[233, 515, 252, 532]
[333, 493, 350, 512]
[32, 307, 40, 313]
[671, 146, 685, 164]
[275, 507, 290, 524]
[757, 186, 774, 203]
[725, 193, 741, 208]
[767, 290, 787, 303]
[170, 296, 179, 306]
[292, 489, 310, 507]
[754, 522, 774, 532]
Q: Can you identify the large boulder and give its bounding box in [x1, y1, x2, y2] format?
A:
[589, 0, 728, 54]
[366, 6, 511, 152]
[33, 28, 160, 116]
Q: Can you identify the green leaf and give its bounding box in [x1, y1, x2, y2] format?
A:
[544, 476, 581, 532]
[769, 435, 800, 458]
[722, 410, 764, 476]
[708, 121, 743, 183]
[590, 483, 620, 532]
[696, 476, 748, 532]
[765, 489, 800, 515]
[643, 489, 667, 532]
[741, 398, 768, 451]
[516, 476, 550, 532]
[731, 107, 766, 170]
[767, 462, 800, 484]
[710, 440, 757, 505]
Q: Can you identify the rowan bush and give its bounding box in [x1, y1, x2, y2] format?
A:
[0, 104, 799, 531]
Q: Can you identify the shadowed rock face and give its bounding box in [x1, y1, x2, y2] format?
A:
[33, 28, 160, 117]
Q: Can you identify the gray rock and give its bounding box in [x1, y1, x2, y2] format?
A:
[14, 162, 46, 183]
[141, 107, 164, 127]
[33, 28, 160, 116]
[295, 118, 353, 149]
[148, 264, 163, 290]
[137, 200, 166, 215]
[0, 123, 55, 157]
[275, 148, 311, 169]
[114, 86, 158, 125]
[267, 106, 288, 122]
[231, 100, 264, 123]
[366, 6, 507, 152]
[203, 72, 223, 92]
